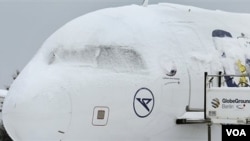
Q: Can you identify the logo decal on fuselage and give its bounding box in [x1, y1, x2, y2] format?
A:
[133, 88, 154, 118]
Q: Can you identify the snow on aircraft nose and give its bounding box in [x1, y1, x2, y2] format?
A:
[2, 80, 72, 141]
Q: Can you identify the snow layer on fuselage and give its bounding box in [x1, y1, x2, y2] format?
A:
[7, 2, 250, 108]
[4, 3, 250, 141]
[35, 3, 250, 74]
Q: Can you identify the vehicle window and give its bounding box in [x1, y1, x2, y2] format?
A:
[50, 46, 146, 72]
[97, 46, 145, 71]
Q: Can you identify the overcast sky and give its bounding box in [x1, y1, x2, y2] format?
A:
[0, 0, 250, 89]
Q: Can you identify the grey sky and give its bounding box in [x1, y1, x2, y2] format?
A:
[0, 0, 249, 89]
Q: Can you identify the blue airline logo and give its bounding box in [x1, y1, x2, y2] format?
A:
[133, 88, 154, 118]
[136, 98, 152, 112]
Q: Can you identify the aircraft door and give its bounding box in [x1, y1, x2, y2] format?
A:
[168, 25, 208, 109]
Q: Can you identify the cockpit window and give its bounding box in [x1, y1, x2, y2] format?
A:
[50, 46, 146, 72]
[97, 47, 145, 71]
[212, 29, 232, 38]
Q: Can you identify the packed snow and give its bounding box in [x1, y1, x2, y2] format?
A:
[3, 3, 250, 141]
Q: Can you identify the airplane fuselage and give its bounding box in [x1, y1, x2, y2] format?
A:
[3, 3, 250, 141]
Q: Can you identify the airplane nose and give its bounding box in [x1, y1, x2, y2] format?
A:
[2, 82, 72, 141]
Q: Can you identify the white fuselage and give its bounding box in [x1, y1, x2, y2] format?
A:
[3, 3, 250, 141]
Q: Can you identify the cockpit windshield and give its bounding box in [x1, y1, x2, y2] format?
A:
[49, 46, 146, 72]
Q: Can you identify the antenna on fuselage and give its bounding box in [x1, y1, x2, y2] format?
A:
[142, 0, 148, 7]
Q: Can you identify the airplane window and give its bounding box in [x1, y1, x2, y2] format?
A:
[50, 46, 146, 72]
[92, 106, 109, 126]
[212, 29, 232, 38]
[97, 110, 105, 120]
[51, 47, 97, 65]
[96, 46, 146, 72]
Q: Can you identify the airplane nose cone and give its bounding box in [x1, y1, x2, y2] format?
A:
[2, 82, 72, 141]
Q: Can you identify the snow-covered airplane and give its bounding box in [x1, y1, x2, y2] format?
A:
[2, 2, 250, 141]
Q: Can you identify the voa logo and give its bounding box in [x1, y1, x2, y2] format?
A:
[222, 125, 250, 141]
[226, 129, 246, 136]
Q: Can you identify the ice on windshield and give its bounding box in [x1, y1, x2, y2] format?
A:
[50, 46, 146, 72]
